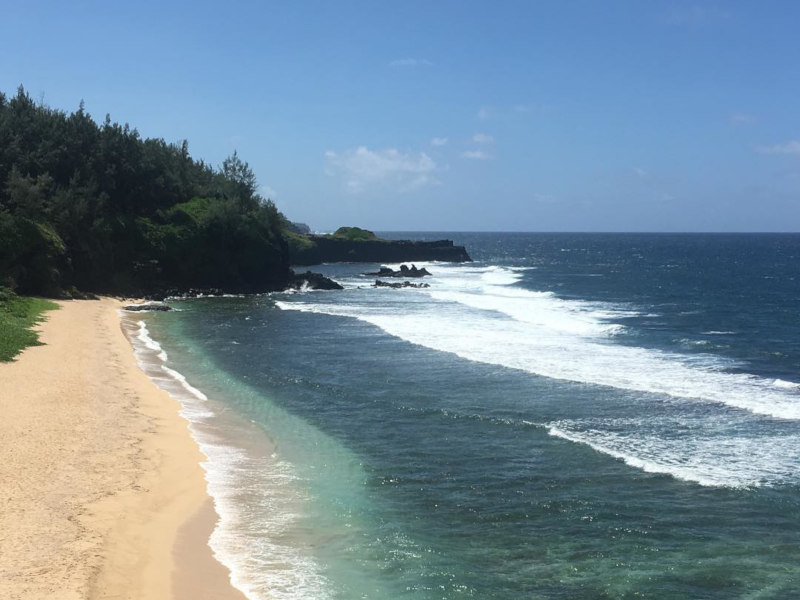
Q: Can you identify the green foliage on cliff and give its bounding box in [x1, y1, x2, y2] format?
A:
[283, 230, 315, 255]
[285, 226, 392, 264]
[331, 226, 381, 242]
[0, 287, 58, 361]
[0, 86, 289, 296]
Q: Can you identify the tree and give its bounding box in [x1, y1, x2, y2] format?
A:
[222, 150, 260, 209]
[0, 87, 292, 295]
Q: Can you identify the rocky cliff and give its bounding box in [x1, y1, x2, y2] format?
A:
[290, 236, 472, 265]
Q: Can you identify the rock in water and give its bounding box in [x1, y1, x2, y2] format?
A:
[374, 280, 430, 289]
[123, 303, 172, 312]
[366, 264, 432, 278]
[287, 271, 344, 290]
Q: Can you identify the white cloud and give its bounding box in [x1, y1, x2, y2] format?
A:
[477, 106, 493, 120]
[388, 58, 433, 67]
[731, 113, 757, 126]
[632, 166, 648, 178]
[325, 146, 438, 193]
[756, 141, 800, 155]
[461, 150, 492, 160]
[472, 133, 495, 144]
[430, 137, 448, 146]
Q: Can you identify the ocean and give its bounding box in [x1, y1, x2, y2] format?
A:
[126, 232, 800, 599]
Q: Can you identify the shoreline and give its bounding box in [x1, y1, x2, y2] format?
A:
[0, 298, 245, 600]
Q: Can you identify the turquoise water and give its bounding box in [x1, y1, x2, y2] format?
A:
[138, 233, 800, 599]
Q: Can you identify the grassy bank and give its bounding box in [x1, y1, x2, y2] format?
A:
[0, 288, 58, 361]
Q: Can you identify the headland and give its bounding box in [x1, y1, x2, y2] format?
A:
[288, 226, 472, 266]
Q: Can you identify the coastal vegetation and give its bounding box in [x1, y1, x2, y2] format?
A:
[330, 226, 381, 242]
[284, 226, 384, 258]
[0, 86, 289, 297]
[0, 287, 58, 361]
[0, 86, 470, 300]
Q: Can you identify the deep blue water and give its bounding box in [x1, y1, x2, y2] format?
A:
[138, 233, 800, 599]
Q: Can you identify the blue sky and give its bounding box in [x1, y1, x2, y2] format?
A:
[2, 1, 799, 231]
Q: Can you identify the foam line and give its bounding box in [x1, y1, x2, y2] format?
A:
[276, 262, 800, 487]
[122, 314, 331, 600]
[274, 289, 800, 421]
[547, 424, 800, 488]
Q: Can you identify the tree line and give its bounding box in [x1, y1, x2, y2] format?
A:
[0, 86, 291, 296]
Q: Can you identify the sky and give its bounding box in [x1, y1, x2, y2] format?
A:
[2, 1, 799, 232]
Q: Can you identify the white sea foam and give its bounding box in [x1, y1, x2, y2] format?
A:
[427, 287, 623, 337]
[277, 261, 800, 488]
[548, 422, 800, 488]
[134, 319, 168, 361]
[480, 266, 523, 286]
[199, 437, 332, 600]
[122, 314, 331, 600]
[276, 262, 800, 491]
[161, 365, 209, 401]
[276, 264, 800, 421]
[774, 379, 800, 390]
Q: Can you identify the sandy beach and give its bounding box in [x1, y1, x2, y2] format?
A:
[0, 298, 246, 600]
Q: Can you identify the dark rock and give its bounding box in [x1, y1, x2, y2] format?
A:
[401, 264, 431, 277]
[147, 287, 225, 300]
[123, 303, 172, 312]
[367, 264, 432, 278]
[287, 271, 344, 291]
[374, 280, 430, 289]
[291, 236, 471, 265]
[137, 270, 343, 298]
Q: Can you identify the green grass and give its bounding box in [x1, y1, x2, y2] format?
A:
[0, 288, 59, 362]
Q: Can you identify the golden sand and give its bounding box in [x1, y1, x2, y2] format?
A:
[0, 298, 246, 600]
